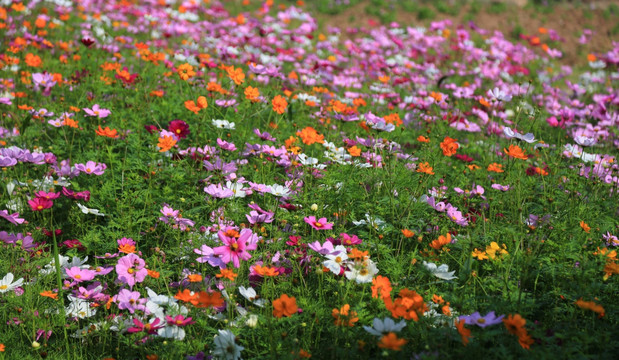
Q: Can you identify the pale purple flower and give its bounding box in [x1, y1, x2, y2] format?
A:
[204, 183, 234, 198]
[459, 311, 504, 328]
[503, 127, 536, 143]
[446, 205, 468, 226]
[253, 128, 276, 141]
[217, 138, 237, 151]
[75, 161, 107, 175]
[0, 210, 25, 226]
[83, 104, 111, 118]
[574, 135, 597, 147]
[491, 184, 511, 191]
[117, 289, 146, 314]
[194, 244, 224, 268]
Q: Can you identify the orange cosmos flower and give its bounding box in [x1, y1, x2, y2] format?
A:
[244, 86, 260, 102]
[377, 332, 407, 351]
[504, 144, 528, 160]
[579, 221, 591, 233]
[430, 233, 451, 250]
[401, 229, 415, 238]
[332, 304, 359, 327]
[272, 95, 288, 114]
[503, 314, 527, 336]
[253, 265, 280, 277]
[25, 53, 42, 67]
[157, 135, 177, 152]
[40, 290, 58, 299]
[575, 298, 605, 318]
[347, 146, 361, 157]
[184, 100, 200, 114]
[216, 268, 238, 281]
[177, 63, 195, 81]
[174, 289, 197, 303]
[487, 163, 504, 172]
[193, 291, 225, 308]
[455, 319, 472, 346]
[226, 66, 245, 85]
[272, 294, 298, 318]
[63, 118, 79, 128]
[416, 162, 435, 175]
[297, 126, 324, 145]
[187, 274, 203, 282]
[371, 275, 392, 299]
[150, 90, 164, 97]
[147, 269, 160, 278]
[440, 136, 459, 157]
[95, 126, 119, 138]
[417, 135, 430, 143]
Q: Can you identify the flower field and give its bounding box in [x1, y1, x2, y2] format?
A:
[1, 0, 618, 359]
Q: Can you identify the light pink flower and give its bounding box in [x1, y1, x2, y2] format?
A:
[83, 104, 111, 118]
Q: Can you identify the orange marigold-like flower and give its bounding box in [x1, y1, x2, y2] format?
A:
[297, 126, 324, 145]
[40, 290, 58, 299]
[440, 136, 459, 157]
[184, 100, 200, 114]
[575, 298, 605, 318]
[216, 268, 238, 281]
[193, 291, 225, 308]
[157, 135, 177, 152]
[226, 66, 245, 85]
[579, 221, 591, 233]
[503, 314, 527, 336]
[95, 126, 119, 138]
[417, 135, 430, 143]
[430, 233, 451, 250]
[332, 304, 359, 327]
[347, 146, 361, 157]
[244, 86, 260, 102]
[272, 95, 288, 114]
[487, 163, 504, 172]
[25, 53, 42, 67]
[416, 162, 435, 175]
[272, 294, 298, 318]
[377, 332, 407, 351]
[177, 63, 195, 81]
[504, 144, 528, 160]
[253, 265, 280, 277]
[455, 319, 472, 346]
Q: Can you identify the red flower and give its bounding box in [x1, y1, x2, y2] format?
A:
[168, 119, 190, 139]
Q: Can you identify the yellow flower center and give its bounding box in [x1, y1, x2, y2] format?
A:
[0, 285, 7, 290]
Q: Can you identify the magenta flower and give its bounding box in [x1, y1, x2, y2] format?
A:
[65, 266, 96, 283]
[116, 289, 146, 314]
[115, 253, 148, 288]
[128, 317, 163, 334]
[213, 229, 258, 268]
[75, 161, 107, 175]
[28, 197, 53, 211]
[34, 191, 61, 200]
[304, 216, 333, 230]
[166, 314, 195, 327]
[0, 210, 25, 225]
[83, 104, 111, 118]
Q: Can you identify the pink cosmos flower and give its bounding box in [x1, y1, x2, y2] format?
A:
[116, 289, 146, 314]
[65, 266, 96, 283]
[34, 190, 61, 200]
[213, 229, 259, 268]
[28, 197, 53, 211]
[204, 183, 234, 198]
[115, 253, 148, 288]
[83, 104, 111, 118]
[304, 216, 333, 230]
[217, 138, 237, 151]
[194, 244, 224, 268]
[75, 161, 107, 175]
[128, 317, 163, 334]
[166, 314, 195, 327]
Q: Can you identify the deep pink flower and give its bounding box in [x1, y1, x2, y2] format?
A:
[213, 229, 258, 268]
[304, 216, 333, 230]
[28, 197, 53, 211]
[34, 191, 61, 200]
[115, 253, 148, 288]
[166, 314, 195, 327]
[128, 317, 163, 334]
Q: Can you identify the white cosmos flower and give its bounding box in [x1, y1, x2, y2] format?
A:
[323, 251, 348, 274]
[238, 286, 266, 307]
[65, 295, 96, 319]
[0, 272, 24, 293]
[212, 119, 235, 130]
[212, 329, 244, 360]
[574, 135, 597, 147]
[423, 261, 457, 281]
[363, 317, 407, 337]
[268, 184, 292, 197]
[225, 181, 248, 198]
[77, 203, 105, 216]
[344, 259, 378, 284]
[503, 127, 536, 143]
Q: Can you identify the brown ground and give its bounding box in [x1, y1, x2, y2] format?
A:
[317, 1, 618, 66]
